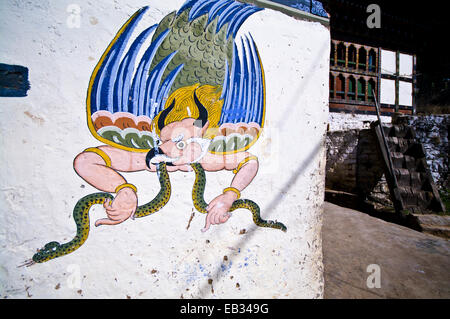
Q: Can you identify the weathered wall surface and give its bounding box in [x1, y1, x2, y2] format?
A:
[398, 115, 449, 189]
[325, 129, 391, 207]
[326, 129, 359, 193]
[0, 1, 329, 298]
[326, 114, 449, 210]
[328, 112, 391, 131]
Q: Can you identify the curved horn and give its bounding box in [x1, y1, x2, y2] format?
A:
[157, 98, 176, 132]
[193, 90, 208, 128]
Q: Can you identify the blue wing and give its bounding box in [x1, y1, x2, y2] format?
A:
[88, 6, 183, 119]
[219, 33, 265, 126]
[87, 0, 265, 153]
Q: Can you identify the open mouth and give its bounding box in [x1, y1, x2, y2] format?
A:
[146, 147, 179, 168]
[150, 154, 179, 165]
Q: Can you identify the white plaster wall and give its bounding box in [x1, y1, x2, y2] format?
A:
[328, 113, 391, 131]
[0, 0, 329, 298]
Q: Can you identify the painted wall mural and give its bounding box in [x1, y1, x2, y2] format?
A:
[21, 0, 288, 267]
[267, 0, 328, 18]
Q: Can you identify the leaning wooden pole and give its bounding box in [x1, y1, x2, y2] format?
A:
[372, 90, 404, 213]
[373, 91, 397, 185]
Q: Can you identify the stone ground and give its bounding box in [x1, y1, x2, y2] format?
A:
[322, 202, 450, 299]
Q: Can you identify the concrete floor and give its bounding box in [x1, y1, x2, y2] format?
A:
[322, 202, 450, 299]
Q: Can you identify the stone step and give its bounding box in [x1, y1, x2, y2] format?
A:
[413, 214, 450, 239]
[372, 121, 445, 215]
[414, 214, 450, 227]
[419, 224, 450, 239]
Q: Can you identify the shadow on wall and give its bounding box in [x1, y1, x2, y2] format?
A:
[194, 38, 331, 298]
[325, 129, 423, 229]
[401, 115, 449, 189]
[196, 138, 325, 298]
[325, 130, 359, 193]
[325, 128, 391, 209]
[356, 129, 391, 206]
[326, 115, 450, 211]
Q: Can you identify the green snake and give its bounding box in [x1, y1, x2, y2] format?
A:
[26, 163, 171, 265]
[24, 161, 286, 265]
[190, 163, 287, 232]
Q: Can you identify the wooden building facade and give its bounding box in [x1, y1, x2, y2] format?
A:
[323, 0, 426, 116]
[329, 40, 416, 115]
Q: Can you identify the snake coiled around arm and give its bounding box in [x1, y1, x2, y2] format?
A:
[190, 163, 287, 232]
[26, 163, 171, 265]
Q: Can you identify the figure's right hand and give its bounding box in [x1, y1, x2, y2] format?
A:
[95, 187, 138, 227]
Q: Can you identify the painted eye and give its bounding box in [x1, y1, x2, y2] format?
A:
[176, 141, 186, 150]
[156, 140, 162, 146]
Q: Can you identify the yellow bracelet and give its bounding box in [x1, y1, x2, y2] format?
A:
[84, 147, 112, 167]
[223, 187, 241, 199]
[115, 183, 137, 194]
[233, 156, 258, 174]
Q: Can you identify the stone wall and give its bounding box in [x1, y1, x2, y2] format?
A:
[396, 115, 449, 189]
[356, 129, 392, 207]
[326, 128, 392, 207]
[326, 130, 358, 193]
[326, 114, 449, 211]
[328, 112, 391, 132]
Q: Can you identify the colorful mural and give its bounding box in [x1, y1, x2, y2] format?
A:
[22, 0, 287, 266]
[268, 0, 328, 18]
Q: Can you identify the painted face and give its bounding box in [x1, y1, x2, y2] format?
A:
[148, 118, 210, 166]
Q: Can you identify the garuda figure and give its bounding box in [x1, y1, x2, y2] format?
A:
[24, 0, 286, 265]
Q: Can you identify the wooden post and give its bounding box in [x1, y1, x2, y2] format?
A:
[366, 50, 369, 72]
[334, 41, 338, 67]
[395, 51, 400, 112]
[364, 77, 368, 102]
[356, 46, 360, 71]
[412, 55, 417, 114]
[344, 75, 348, 100]
[345, 45, 349, 68]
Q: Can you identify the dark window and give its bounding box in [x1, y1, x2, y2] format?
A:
[337, 43, 346, 67]
[330, 43, 335, 66]
[336, 74, 345, 99]
[348, 76, 356, 100]
[357, 78, 366, 101]
[348, 46, 356, 69]
[368, 79, 376, 102]
[330, 74, 335, 98]
[368, 49, 377, 72]
[358, 47, 367, 71]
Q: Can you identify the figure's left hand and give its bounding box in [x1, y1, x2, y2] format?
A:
[202, 191, 237, 232]
[95, 187, 137, 227]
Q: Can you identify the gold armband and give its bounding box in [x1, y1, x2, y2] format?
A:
[223, 187, 241, 199]
[115, 183, 137, 194]
[232, 156, 258, 174]
[84, 147, 112, 167]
